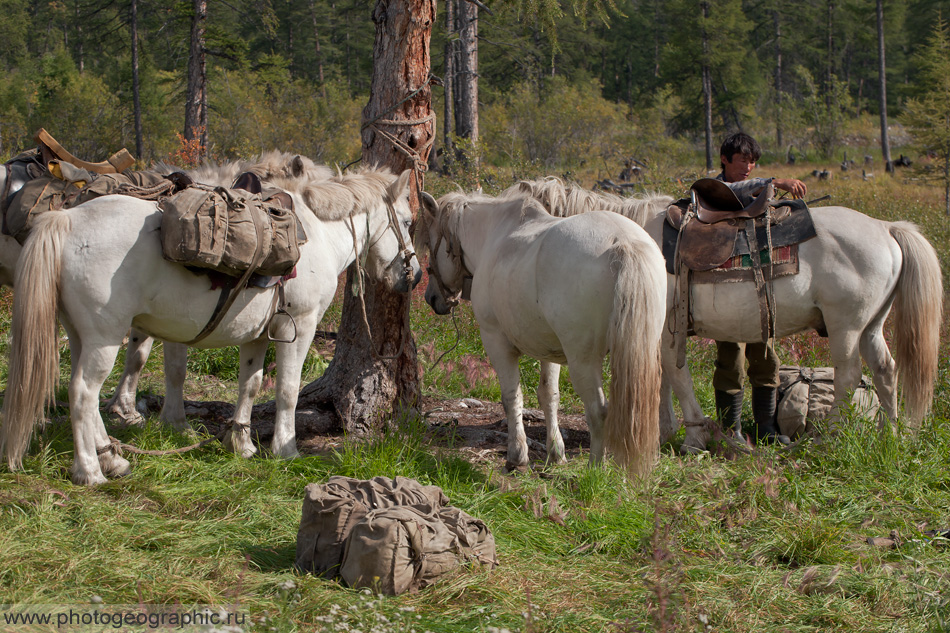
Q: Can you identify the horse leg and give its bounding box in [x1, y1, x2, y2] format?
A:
[658, 376, 678, 445]
[222, 339, 268, 458]
[64, 329, 130, 484]
[105, 331, 153, 426]
[537, 361, 566, 464]
[828, 330, 864, 430]
[564, 358, 608, 465]
[481, 330, 528, 471]
[270, 315, 318, 459]
[859, 321, 899, 431]
[159, 342, 190, 433]
[661, 332, 709, 453]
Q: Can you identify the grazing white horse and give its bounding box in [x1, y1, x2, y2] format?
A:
[0, 152, 333, 432]
[104, 153, 335, 429]
[416, 191, 667, 476]
[0, 165, 420, 485]
[506, 178, 943, 452]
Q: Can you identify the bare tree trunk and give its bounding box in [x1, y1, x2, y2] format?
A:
[443, 0, 455, 170]
[454, 0, 479, 177]
[184, 0, 208, 155]
[826, 0, 834, 109]
[131, 0, 144, 159]
[297, 0, 435, 434]
[308, 0, 327, 99]
[877, 0, 894, 173]
[75, 4, 84, 73]
[774, 9, 783, 150]
[702, 1, 713, 172]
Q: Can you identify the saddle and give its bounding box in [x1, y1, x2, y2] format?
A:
[663, 179, 814, 274]
[664, 178, 818, 368]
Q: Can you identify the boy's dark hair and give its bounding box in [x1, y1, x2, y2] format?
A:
[719, 132, 761, 169]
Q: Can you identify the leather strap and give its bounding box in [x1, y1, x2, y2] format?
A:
[185, 189, 271, 345]
[744, 217, 772, 343]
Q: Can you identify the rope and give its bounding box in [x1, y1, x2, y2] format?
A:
[96, 427, 227, 457]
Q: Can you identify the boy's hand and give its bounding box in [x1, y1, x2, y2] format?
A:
[773, 178, 807, 199]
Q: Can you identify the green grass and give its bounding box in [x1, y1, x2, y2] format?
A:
[1, 168, 949, 632]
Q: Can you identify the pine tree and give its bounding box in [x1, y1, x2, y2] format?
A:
[902, 17, 950, 215]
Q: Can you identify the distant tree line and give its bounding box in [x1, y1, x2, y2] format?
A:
[0, 0, 947, 167]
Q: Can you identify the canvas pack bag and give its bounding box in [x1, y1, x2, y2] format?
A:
[776, 366, 880, 439]
[294, 476, 497, 595]
[5, 161, 176, 243]
[159, 184, 304, 278]
[294, 476, 450, 579]
[339, 504, 497, 596]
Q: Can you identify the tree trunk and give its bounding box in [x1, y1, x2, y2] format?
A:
[184, 0, 208, 155]
[877, 0, 894, 173]
[454, 0, 479, 177]
[774, 9, 783, 150]
[296, 0, 435, 435]
[826, 0, 834, 109]
[131, 0, 144, 159]
[702, 1, 713, 172]
[443, 0, 455, 170]
[308, 0, 327, 99]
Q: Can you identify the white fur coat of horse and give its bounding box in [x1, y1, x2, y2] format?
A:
[506, 178, 943, 452]
[0, 164, 420, 485]
[418, 191, 667, 476]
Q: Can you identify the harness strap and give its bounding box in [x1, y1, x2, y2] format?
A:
[185, 189, 270, 345]
[744, 217, 773, 343]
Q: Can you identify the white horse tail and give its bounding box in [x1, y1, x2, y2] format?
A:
[0, 212, 70, 470]
[604, 240, 664, 477]
[888, 221, 943, 425]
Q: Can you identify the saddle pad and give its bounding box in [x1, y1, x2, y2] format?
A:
[661, 204, 817, 275]
[691, 244, 800, 284]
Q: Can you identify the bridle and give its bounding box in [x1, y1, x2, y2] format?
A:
[422, 206, 471, 310]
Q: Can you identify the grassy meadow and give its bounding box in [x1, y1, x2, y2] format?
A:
[0, 163, 948, 633]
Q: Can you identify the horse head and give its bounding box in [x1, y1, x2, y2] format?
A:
[417, 191, 468, 315]
[0, 161, 32, 286]
[363, 169, 421, 294]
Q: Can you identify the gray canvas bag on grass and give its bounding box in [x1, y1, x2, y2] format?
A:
[776, 365, 880, 439]
[295, 476, 497, 595]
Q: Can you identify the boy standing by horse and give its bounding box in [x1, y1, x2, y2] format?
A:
[713, 132, 807, 446]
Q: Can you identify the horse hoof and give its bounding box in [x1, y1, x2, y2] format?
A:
[107, 408, 146, 427]
[71, 470, 109, 486]
[678, 442, 706, 456]
[100, 454, 132, 478]
[504, 461, 530, 474]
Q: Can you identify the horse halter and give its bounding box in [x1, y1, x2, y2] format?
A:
[382, 191, 419, 288]
[425, 216, 470, 309]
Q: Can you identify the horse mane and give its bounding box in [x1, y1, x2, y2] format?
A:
[268, 166, 398, 221]
[501, 177, 673, 227]
[155, 153, 397, 221]
[153, 151, 334, 188]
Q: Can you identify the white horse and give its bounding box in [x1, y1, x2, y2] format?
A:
[416, 191, 667, 476]
[103, 153, 335, 430]
[0, 165, 420, 485]
[0, 152, 333, 432]
[505, 178, 943, 452]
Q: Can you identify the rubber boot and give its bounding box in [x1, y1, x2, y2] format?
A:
[752, 386, 790, 446]
[715, 389, 748, 445]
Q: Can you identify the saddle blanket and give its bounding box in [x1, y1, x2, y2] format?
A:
[691, 244, 799, 284]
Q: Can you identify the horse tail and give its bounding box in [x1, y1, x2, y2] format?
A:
[0, 212, 69, 470]
[604, 239, 665, 477]
[888, 221, 943, 426]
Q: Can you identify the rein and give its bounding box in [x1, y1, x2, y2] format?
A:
[345, 194, 418, 361]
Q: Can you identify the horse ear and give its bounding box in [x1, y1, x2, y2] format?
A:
[391, 169, 413, 200]
[291, 155, 305, 178]
[420, 191, 438, 219]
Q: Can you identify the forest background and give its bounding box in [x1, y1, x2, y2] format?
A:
[1, 0, 948, 181]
